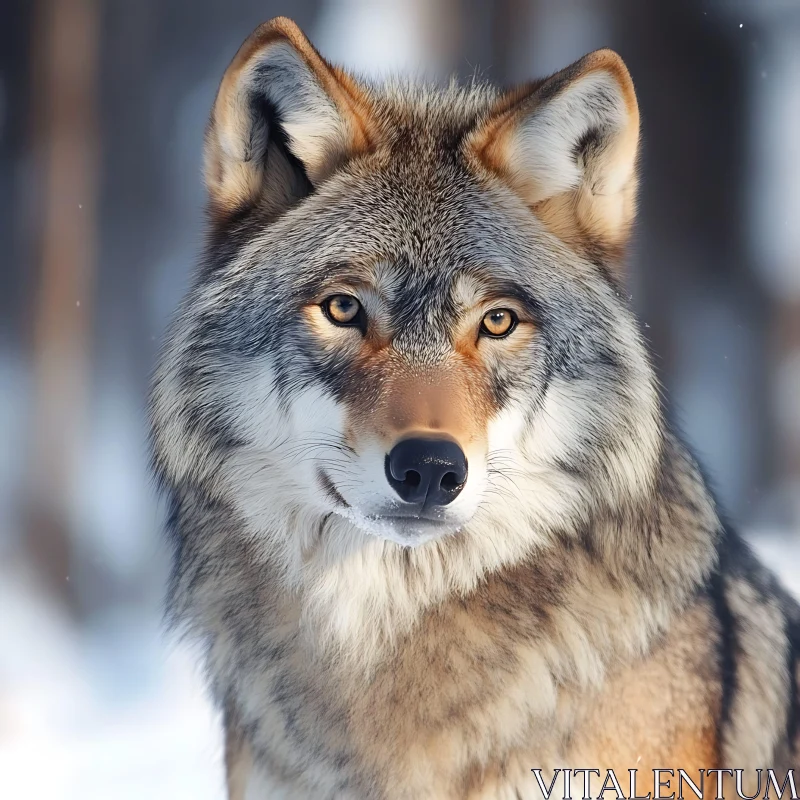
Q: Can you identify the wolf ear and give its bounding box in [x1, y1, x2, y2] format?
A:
[204, 17, 373, 217]
[468, 49, 640, 260]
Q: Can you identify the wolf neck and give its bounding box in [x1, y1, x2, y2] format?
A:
[291, 429, 720, 674]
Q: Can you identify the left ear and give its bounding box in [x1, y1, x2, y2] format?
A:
[467, 49, 640, 260]
[204, 17, 374, 218]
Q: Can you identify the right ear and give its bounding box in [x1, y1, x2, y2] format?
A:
[466, 49, 640, 262]
[204, 17, 374, 217]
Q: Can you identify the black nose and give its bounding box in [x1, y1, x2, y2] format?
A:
[385, 437, 468, 507]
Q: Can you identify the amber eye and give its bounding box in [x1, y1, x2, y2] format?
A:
[480, 308, 518, 338]
[322, 295, 364, 328]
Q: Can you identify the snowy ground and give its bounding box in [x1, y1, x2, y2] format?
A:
[0, 532, 797, 800]
[0, 565, 224, 800]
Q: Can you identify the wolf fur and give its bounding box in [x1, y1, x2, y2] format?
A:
[149, 17, 800, 799]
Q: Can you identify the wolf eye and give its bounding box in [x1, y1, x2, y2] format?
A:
[322, 295, 364, 328]
[480, 309, 517, 338]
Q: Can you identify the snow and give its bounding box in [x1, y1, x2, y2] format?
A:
[0, 566, 224, 800]
[746, 529, 800, 597]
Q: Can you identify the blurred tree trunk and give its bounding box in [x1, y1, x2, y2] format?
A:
[25, 0, 99, 609]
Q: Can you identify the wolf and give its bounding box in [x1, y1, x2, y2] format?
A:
[149, 16, 800, 799]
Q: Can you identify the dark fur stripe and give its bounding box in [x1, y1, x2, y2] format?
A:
[708, 557, 738, 747]
[786, 615, 800, 753]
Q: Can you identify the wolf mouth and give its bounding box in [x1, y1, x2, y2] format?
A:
[358, 514, 460, 545]
[317, 467, 462, 538]
[373, 507, 451, 523]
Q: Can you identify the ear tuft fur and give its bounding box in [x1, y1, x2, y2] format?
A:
[468, 49, 640, 261]
[204, 17, 374, 218]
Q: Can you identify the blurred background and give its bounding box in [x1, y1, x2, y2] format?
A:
[1, 0, 799, 796]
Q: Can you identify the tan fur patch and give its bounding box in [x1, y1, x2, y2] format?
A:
[343, 354, 495, 454]
[569, 599, 721, 777]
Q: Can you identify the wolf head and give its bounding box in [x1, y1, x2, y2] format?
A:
[151, 18, 659, 571]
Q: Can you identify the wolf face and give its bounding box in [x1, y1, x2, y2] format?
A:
[152, 18, 655, 562]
